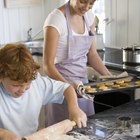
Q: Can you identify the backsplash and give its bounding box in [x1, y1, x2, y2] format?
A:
[105, 47, 123, 65]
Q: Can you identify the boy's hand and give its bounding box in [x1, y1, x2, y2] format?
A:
[0, 129, 20, 140]
[68, 106, 87, 128]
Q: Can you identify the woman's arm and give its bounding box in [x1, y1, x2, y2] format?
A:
[43, 27, 67, 82]
[87, 41, 111, 75]
[88, 18, 111, 76]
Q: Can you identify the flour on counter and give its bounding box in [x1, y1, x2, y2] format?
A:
[54, 132, 90, 140]
[53, 134, 78, 140]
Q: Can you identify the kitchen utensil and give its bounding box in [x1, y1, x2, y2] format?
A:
[122, 45, 140, 65]
[116, 116, 132, 131]
[23, 119, 76, 140]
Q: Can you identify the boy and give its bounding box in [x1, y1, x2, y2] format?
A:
[0, 43, 87, 139]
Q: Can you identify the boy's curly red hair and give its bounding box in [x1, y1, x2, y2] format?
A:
[0, 43, 40, 83]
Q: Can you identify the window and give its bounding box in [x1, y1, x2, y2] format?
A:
[92, 0, 105, 34]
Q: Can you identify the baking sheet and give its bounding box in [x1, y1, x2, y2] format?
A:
[84, 76, 140, 96]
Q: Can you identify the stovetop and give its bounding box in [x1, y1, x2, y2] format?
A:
[69, 99, 140, 139]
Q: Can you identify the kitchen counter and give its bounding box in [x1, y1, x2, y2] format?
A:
[29, 46, 140, 76]
[69, 99, 140, 139]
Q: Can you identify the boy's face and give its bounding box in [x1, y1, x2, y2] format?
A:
[1, 78, 31, 98]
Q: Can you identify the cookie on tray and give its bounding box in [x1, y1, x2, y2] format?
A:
[84, 85, 91, 90]
[135, 81, 140, 86]
[105, 82, 114, 86]
[119, 83, 131, 88]
[124, 79, 131, 83]
[111, 84, 121, 88]
[115, 80, 124, 85]
[86, 88, 97, 93]
[98, 86, 109, 91]
[96, 83, 105, 88]
[84, 86, 96, 93]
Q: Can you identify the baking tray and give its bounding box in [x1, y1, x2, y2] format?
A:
[84, 76, 140, 96]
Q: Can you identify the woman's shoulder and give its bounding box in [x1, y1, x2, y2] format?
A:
[43, 8, 67, 34]
[48, 9, 65, 20]
[44, 8, 66, 27]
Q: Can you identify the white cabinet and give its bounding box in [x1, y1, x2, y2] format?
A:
[104, 0, 140, 48]
[4, 0, 41, 8]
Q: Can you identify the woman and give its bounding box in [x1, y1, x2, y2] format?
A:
[43, 0, 111, 126]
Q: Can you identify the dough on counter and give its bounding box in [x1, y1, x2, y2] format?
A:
[54, 134, 78, 140]
[54, 133, 90, 140]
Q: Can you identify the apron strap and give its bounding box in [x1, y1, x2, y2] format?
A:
[84, 14, 94, 36]
[65, 2, 72, 36]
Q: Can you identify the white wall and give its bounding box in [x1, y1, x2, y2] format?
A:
[0, 0, 65, 44]
[104, 0, 140, 48]
[1, 0, 139, 48]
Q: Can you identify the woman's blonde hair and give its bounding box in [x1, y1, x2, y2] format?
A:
[0, 43, 40, 83]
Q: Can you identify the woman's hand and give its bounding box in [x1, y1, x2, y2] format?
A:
[72, 80, 83, 90]
[72, 81, 84, 97]
[68, 106, 87, 128]
[0, 128, 20, 140]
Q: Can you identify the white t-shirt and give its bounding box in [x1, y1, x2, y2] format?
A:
[43, 9, 94, 63]
[0, 73, 69, 137]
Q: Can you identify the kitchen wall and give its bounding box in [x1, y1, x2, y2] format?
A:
[0, 0, 64, 44]
[1, 0, 140, 49]
[105, 0, 140, 48]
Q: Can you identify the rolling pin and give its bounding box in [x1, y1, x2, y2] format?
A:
[23, 119, 76, 140]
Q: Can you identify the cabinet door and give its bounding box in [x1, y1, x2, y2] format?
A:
[104, 0, 127, 48]
[104, 0, 140, 48]
[4, 0, 41, 8]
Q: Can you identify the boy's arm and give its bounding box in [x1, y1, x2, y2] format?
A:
[63, 86, 87, 128]
[0, 128, 20, 140]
